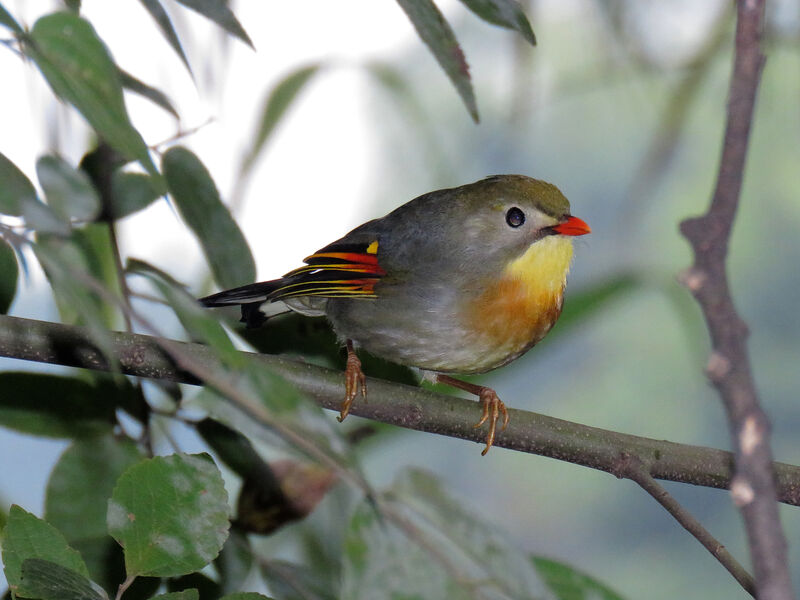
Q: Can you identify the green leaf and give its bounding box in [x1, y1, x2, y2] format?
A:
[109, 171, 162, 219]
[119, 68, 179, 119]
[173, 0, 253, 48]
[69, 224, 125, 328]
[166, 573, 220, 598]
[0, 150, 38, 215]
[34, 234, 122, 341]
[0, 372, 116, 438]
[532, 556, 626, 600]
[196, 418, 271, 481]
[395, 0, 478, 122]
[385, 468, 546, 599]
[215, 529, 253, 595]
[240, 65, 321, 178]
[259, 561, 335, 600]
[220, 594, 275, 600]
[108, 453, 230, 577]
[459, 0, 536, 45]
[46, 435, 143, 542]
[162, 146, 255, 289]
[19, 559, 106, 600]
[0, 2, 22, 33]
[1, 505, 90, 596]
[37, 155, 101, 222]
[151, 591, 199, 600]
[137, 0, 193, 76]
[25, 12, 158, 177]
[0, 237, 19, 314]
[342, 502, 472, 600]
[127, 258, 242, 366]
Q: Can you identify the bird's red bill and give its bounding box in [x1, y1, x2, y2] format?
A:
[552, 215, 591, 236]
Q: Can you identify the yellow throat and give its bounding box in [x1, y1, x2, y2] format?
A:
[463, 235, 574, 371]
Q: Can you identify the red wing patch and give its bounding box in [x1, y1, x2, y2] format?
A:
[266, 240, 385, 301]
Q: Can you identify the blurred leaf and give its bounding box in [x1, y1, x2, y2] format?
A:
[260, 561, 335, 600]
[19, 559, 106, 600]
[197, 418, 271, 480]
[127, 258, 242, 366]
[69, 224, 124, 328]
[388, 468, 546, 599]
[395, 0, 478, 122]
[69, 538, 160, 600]
[556, 273, 640, 334]
[240, 65, 321, 179]
[110, 171, 162, 219]
[0, 372, 116, 438]
[137, 0, 193, 76]
[236, 460, 336, 536]
[1, 505, 90, 595]
[0, 149, 39, 215]
[119, 68, 180, 118]
[151, 591, 199, 600]
[215, 530, 253, 595]
[34, 238, 117, 361]
[342, 501, 472, 600]
[0, 150, 70, 234]
[25, 12, 159, 177]
[459, 0, 536, 45]
[0, 3, 22, 33]
[37, 155, 101, 222]
[173, 0, 253, 48]
[46, 435, 143, 542]
[166, 573, 220, 598]
[0, 238, 18, 313]
[162, 146, 255, 289]
[108, 453, 230, 577]
[35, 233, 121, 340]
[532, 556, 626, 600]
[221, 594, 275, 600]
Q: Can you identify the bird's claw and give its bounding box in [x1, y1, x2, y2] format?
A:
[339, 349, 366, 422]
[473, 388, 509, 455]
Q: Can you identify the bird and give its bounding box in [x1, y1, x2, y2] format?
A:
[200, 175, 590, 454]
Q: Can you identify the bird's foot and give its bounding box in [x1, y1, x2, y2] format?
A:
[339, 342, 366, 422]
[473, 387, 509, 456]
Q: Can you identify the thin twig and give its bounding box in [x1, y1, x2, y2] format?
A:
[612, 453, 755, 596]
[679, 1, 794, 598]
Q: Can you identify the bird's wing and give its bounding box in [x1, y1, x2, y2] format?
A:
[267, 237, 386, 301]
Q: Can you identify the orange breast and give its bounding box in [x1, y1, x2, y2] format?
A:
[462, 275, 564, 370]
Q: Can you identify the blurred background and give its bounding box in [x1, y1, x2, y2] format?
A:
[1, 0, 799, 598]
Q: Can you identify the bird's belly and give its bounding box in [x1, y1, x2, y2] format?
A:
[325, 279, 563, 374]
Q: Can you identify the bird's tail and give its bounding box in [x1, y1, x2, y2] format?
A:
[199, 280, 283, 307]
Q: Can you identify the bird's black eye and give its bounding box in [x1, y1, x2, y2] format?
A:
[505, 207, 525, 228]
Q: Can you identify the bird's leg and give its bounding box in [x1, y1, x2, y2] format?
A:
[435, 374, 509, 455]
[339, 339, 367, 422]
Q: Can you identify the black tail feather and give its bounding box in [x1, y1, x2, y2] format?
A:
[199, 279, 282, 307]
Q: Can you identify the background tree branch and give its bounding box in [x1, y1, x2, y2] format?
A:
[2, 313, 800, 507]
[679, 1, 794, 598]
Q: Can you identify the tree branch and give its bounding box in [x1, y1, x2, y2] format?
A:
[679, 1, 794, 598]
[613, 453, 755, 596]
[2, 313, 800, 507]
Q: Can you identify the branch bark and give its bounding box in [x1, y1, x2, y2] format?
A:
[679, 1, 794, 598]
[2, 313, 800, 507]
